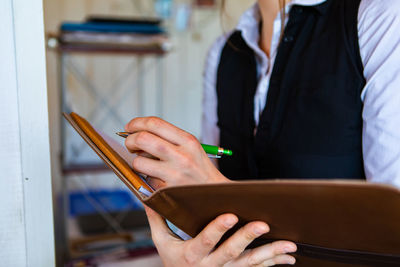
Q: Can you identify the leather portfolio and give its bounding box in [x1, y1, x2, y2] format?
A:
[64, 112, 400, 266]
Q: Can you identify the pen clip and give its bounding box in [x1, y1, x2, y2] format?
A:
[207, 154, 221, 159]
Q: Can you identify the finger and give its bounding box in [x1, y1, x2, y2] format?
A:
[132, 156, 173, 181]
[125, 131, 177, 160]
[144, 206, 179, 246]
[146, 176, 167, 190]
[246, 241, 297, 266]
[210, 222, 269, 266]
[259, 254, 296, 266]
[125, 117, 193, 146]
[186, 214, 238, 261]
[137, 151, 158, 160]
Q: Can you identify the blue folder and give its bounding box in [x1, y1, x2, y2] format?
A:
[61, 22, 165, 34]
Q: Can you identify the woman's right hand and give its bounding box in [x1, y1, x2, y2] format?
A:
[145, 207, 297, 267]
[124, 117, 229, 187]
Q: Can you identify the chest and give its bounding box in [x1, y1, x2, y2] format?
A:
[216, 0, 366, 180]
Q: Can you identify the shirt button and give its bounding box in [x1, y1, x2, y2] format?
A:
[283, 36, 294, 42]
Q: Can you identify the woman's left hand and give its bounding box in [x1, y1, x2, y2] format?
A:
[124, 117, 229, 187]
[145, 207, 297, 267]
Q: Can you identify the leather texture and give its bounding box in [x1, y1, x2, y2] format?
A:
[146, 182, 400, 266]
[64, 112, 400, 266]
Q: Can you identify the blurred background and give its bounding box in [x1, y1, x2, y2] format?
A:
[43, 0, 254, 266]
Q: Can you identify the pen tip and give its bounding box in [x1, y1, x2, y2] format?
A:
[116, 132, 129, 138]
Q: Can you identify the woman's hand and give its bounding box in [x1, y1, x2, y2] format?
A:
[127, 117, 297, 266]
[145, 207, 297, 267]
[124, 117, 228, 187]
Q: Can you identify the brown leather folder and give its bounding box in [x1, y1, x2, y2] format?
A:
[64, 112, 400, 266]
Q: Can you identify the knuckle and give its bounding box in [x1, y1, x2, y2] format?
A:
[271, 241, 288, 255]
[243, 225, 257, 240]
[124, 137, 132, 149]
[200, 233, 214, 247]
[183, 255, 196, 266]
[247, 250, 268, 266]
[183, 246, 198, 266]
[215, 220, 229, 233]
[244, 231, 257, 242]
[224, 245, 241, 260]
[185, 134, 201, 151]
[146, 116, 161, 129]
[247, 252, 260, 266]
[132, 157, 142, 170]
[270, 257, 279, 266]
[135, 131, 149, 146]
[186, 134, 198, 145]
[155, 143, 167, 154]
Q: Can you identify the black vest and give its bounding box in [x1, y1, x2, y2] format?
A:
[217, 0, 366, 180]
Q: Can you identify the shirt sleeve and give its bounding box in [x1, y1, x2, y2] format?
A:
[200, 33, 230, 146]
[358, 0, 400, 188]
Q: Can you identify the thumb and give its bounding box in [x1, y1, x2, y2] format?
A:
[144, 205, 177, 244]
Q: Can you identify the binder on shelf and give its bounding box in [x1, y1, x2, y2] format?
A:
[86, 16, 162, 26]
[57, 17, 170, 54]
[60, 22, 165, 34]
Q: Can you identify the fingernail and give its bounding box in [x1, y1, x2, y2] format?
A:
[254, 225, 268, 235]
[286, 257, 296, 265]
[224, 217, 237, 228]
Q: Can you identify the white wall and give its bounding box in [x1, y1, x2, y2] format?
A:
[0, 0, 55, 266]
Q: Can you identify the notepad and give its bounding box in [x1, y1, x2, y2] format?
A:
[64, 112, 400, 267]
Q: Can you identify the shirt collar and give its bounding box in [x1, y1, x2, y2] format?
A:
[237, 0, 328, 33]
[236, 0, 328, 56]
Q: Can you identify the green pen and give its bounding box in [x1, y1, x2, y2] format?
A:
[200, 144, 233, 157]
[116, 132, 233, 157]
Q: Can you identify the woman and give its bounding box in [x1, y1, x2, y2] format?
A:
[125, 0, 400, 266]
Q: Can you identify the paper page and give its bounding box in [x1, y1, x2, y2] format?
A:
[97, 129, 153, 196]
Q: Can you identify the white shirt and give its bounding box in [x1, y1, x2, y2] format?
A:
[201, 0, 400, 188]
